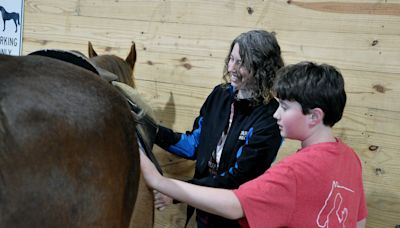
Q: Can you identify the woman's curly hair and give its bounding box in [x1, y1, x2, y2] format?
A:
[222, 30, 284, 104]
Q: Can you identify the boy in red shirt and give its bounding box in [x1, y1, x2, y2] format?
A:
[140, 61, 368, 227]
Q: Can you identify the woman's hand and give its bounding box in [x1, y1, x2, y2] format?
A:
[153, 190, 173, 211]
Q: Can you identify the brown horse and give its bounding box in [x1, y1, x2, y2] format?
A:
[87, 42, 159, 228]
[0, 54, 140, 227]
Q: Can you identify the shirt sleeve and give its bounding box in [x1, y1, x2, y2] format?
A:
[357, 164, 368, 221]
[357, 186, 368, 221]
[155, 118, 203, 160]
[233, 164, 297, 228]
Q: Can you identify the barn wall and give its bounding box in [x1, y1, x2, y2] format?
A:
[22, 0, 400, 227]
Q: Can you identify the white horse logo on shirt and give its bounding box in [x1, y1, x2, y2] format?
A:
[316, 181, 354, 228]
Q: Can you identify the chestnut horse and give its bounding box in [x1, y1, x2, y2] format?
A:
[88, 42, 160, 228]
[0, 54, 139, 227]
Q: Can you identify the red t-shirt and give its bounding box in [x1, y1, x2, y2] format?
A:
[233, 140, 367, 228]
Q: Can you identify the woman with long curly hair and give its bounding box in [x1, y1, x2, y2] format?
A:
[154, 30, 284, 227]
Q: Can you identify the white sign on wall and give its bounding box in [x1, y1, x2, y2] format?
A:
[0, 0, 24, 56]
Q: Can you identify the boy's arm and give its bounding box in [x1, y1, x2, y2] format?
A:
[139, 150, 244, 219]
[356, 218, 366, 228]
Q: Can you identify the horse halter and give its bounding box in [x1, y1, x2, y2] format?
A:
[28, 49, 163, 174]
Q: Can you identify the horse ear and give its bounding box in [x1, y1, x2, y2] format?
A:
[88, 41, 98, 58]
[125, 42, 137, 70]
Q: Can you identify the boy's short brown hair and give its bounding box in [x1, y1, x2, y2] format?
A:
[273, 61, 346, 127]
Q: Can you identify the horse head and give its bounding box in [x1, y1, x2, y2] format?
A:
[0, 54, 140, 227]
[88, 42, 136, 88]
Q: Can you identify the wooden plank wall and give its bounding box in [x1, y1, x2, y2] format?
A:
[22, 0, 400, 227]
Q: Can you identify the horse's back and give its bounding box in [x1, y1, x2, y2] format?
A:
[0, 54, 139, 228]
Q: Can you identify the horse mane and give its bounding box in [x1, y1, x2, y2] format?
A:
[0, 54, 139, 227]
[112, 81, 156, 121]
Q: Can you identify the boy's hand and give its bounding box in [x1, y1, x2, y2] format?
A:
[139, 148, 162, 189]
